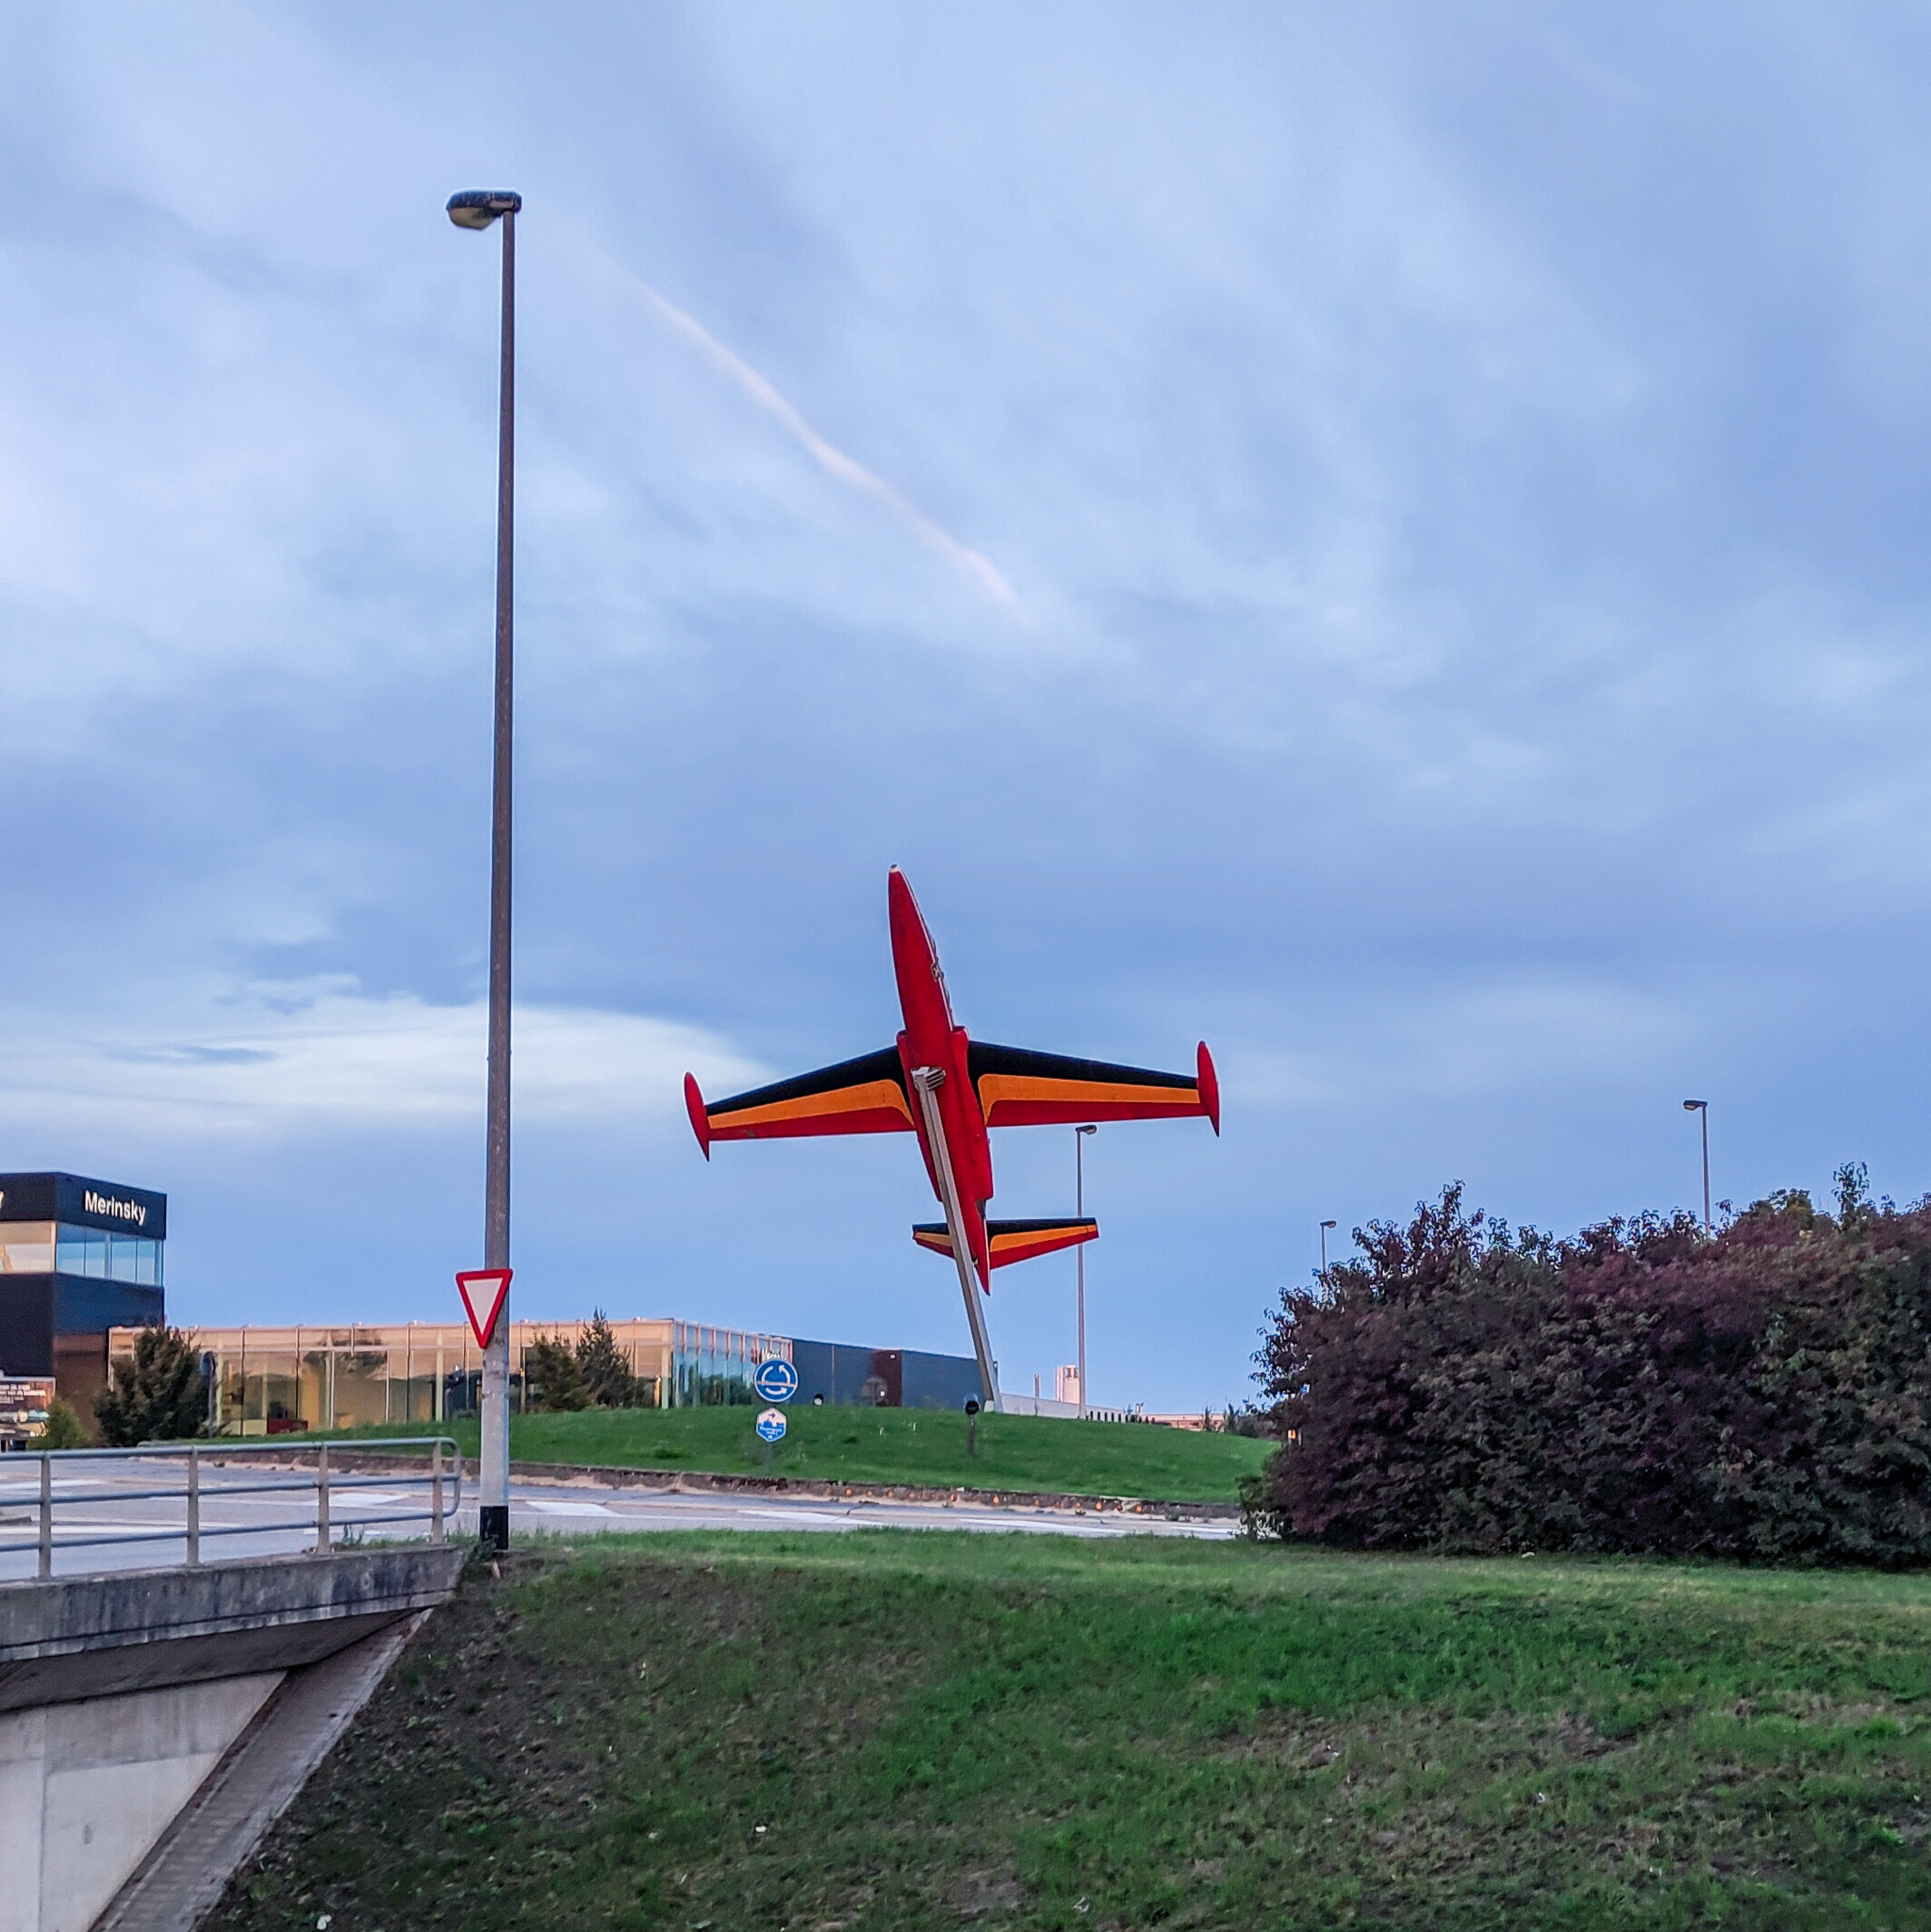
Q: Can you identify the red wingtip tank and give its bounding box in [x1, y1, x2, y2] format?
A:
[1197, 1041, 1220, 1135]
[683, 1072, 712, 1159]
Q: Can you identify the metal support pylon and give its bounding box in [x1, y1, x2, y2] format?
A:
[910, 1066, 999, 1411]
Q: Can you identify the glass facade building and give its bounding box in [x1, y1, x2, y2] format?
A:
[670, 1320, 784, 1407]
[0, 1173, 167, 1405]
[109, 1318, 794, 1434]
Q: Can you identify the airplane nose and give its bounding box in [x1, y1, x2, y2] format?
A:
[888, 867, 932, 966]
[888, 867, 954, 1040]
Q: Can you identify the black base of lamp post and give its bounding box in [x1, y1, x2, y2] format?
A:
[479, 1505, 509, 1551]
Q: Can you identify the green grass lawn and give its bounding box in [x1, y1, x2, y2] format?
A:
[332, 1403, 1268, 1504]
[209, 1533, 1931, 1930]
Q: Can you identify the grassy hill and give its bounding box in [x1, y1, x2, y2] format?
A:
[209, 1533, 1931, 1930]
[337, 1403, 1269, 1504]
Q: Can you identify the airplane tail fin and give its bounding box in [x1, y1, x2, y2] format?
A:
[914, 1217, 1098, 1270]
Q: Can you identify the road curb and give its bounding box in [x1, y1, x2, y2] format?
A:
[505, 1461, 1244, 1520]
[296, 1449, 1243, 1522]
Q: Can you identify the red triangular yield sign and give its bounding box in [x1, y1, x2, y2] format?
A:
[455, 1268, 512, 1350]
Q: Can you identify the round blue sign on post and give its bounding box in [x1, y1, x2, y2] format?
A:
[752, 1357, 799, 1403]
[756, 1407, 788, 1443]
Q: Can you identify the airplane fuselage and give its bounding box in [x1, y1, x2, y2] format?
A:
[888, 866, 998, 1283]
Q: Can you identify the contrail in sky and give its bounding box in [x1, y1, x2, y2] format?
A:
[618, 272, 1020, 612]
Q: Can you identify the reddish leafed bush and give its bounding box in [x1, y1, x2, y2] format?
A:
[1247, 1171, 1931, 1565]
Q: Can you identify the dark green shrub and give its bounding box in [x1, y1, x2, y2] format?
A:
[524, 1334, 588, 1412]
[94, 1323, 206, 1445]
[1251, 1177, 1931, 1565]
[575, 1311, 640, 1408]
[35, 1395, 91, 1448]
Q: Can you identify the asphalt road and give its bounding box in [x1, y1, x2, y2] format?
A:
[0, 1461, 1236, 1583]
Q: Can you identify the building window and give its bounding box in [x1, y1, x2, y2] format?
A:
[55, 1226, 163, 1286]
[108, 1233, 162, 1286]
[0, 1222, 55, 1274]
[57, 1227, 105, 1277]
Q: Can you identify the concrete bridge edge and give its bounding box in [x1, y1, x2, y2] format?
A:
[92, 1610, 430, 1932]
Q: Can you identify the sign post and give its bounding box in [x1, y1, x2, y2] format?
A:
[752, 1359, 794, 1475]
[447, 184, 522, 1554]
[458, 1266, 512, 1542]
[755, 1405, 787, 1475]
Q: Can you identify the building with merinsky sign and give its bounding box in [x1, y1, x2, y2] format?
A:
[0, 1172, 167, 1406]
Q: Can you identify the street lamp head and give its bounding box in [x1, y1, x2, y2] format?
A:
[447, 190, 522, 230]
[1320, 1219, 1337, 1230]
[1077, 1124, 1098, 1137]
[1684, 1098, 1708, 1113]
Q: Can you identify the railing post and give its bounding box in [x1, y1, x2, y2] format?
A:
[187, 1445, 201, 1567]
[431, 1440, 444, 1544]
[38, 1453, 52, 1581]
[316, 1443, 330, 1553]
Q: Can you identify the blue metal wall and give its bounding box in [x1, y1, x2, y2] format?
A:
[900, 1346, 984, 1411]
[789, 1338, 982, 1409]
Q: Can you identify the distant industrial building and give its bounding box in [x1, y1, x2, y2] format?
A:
[789, 1339, 982, 1411]
[109, 1316, 983, 1434]
[0, 1173, 166, 1407]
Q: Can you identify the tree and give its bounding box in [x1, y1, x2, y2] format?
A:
[524, 1333, 588, 1412]
[34, 1396, 91, 1448]
[575, 1311, 637, 1408]
[94, 1324, 206, 1445]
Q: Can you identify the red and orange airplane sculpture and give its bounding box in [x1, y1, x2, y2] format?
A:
[684, 867, 1218, 1407]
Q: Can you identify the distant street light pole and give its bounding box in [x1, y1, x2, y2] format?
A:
[1076, 1125, 1097, 1418]
[1319, 1218, 1337, 1288]
[1683, 1099, 1711, 1234]
[449, 187, 521, 1552]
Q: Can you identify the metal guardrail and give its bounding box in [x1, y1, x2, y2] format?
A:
[0, 1437, 463, 1580]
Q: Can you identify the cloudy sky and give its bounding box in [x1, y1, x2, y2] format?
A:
[4, 5, 1929, 1408]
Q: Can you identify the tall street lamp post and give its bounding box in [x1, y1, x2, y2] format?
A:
[1075, 1125, 1097, 1418]
[1683, 1099, 1711, 1234]
[1319, 1219, 1337, 1287]
[449, 187, 521, 1552]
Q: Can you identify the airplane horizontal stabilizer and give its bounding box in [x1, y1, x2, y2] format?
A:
[967, 1040, 1220, 1133]
[685, 1048, 914, 1156]
[914, 1217, 1098, 1269]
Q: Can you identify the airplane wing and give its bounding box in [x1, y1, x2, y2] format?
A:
[967, 1040, 1220, 1132]
[685, 1049, 915, 1157]
[914, 1217, 1098, 1269]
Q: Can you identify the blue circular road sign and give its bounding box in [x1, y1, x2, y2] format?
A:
[756, 1407, 788, 1443]
[752, 1358, 799, 1403]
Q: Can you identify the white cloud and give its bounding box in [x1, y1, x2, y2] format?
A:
[0, 981, 764, 1143]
